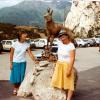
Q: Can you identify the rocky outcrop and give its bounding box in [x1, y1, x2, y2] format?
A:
[17, 61, 66, 100]
[65, 0, 100, 37]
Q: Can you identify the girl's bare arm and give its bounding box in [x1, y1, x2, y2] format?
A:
[10, 48, 14, 70]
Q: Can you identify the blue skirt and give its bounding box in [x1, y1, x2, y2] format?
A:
[10, 62, 26, 84]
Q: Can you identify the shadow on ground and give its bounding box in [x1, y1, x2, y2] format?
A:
[0, 81, 32, 100]
[0, 66, 100, 100]
[74, 66, 100, 100]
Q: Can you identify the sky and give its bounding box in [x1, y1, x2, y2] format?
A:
[0, 0, 24, 9]
[0, 0, 71, 9]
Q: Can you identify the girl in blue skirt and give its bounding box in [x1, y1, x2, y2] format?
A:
[10, 30, 38, 95]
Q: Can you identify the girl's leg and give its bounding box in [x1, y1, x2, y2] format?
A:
[16, 83, 21, 89]
[13, 83, 20, 89]
[66, 90, 74, 100]
[13, 83, 21, 95]
[13, 84, 18, 95]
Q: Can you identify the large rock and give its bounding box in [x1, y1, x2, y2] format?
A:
[32, 62, 66, 100]
[65, 0, 100, 37]
[17, 61, 66, 100]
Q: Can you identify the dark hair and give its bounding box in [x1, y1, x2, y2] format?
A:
[17, 30, 28, 41]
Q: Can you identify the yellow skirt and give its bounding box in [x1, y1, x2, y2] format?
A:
[51, 61, 74, 91]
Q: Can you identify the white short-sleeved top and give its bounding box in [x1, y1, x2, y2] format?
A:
[12, 41, 30, 62]
[57, 41, 75, 63]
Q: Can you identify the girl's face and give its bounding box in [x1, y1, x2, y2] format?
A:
[20, 33, 28, 42]
[59, 35, 69, 44]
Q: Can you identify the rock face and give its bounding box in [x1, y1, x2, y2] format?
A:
[65, 0, 100, 37]
[17, 61, 66, 100]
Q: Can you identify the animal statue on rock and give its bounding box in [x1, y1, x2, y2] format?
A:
[44, 8, 74, 47]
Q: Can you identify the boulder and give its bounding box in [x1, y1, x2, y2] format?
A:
[17, 61, 66, 99]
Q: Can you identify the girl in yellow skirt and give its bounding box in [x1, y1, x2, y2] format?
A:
[51, 29, 75, 100]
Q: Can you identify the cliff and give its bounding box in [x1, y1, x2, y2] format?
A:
[65, 0, 100, 38]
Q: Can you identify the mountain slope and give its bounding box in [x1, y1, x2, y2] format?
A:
[0, 0, 71, 27]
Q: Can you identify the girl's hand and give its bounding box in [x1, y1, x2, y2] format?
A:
[34, 60, 39, 64]
[66, 70, 71, 77]
[10, 63, 12, 70]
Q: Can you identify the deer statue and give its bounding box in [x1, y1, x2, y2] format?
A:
[44, 8, 73, 47]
